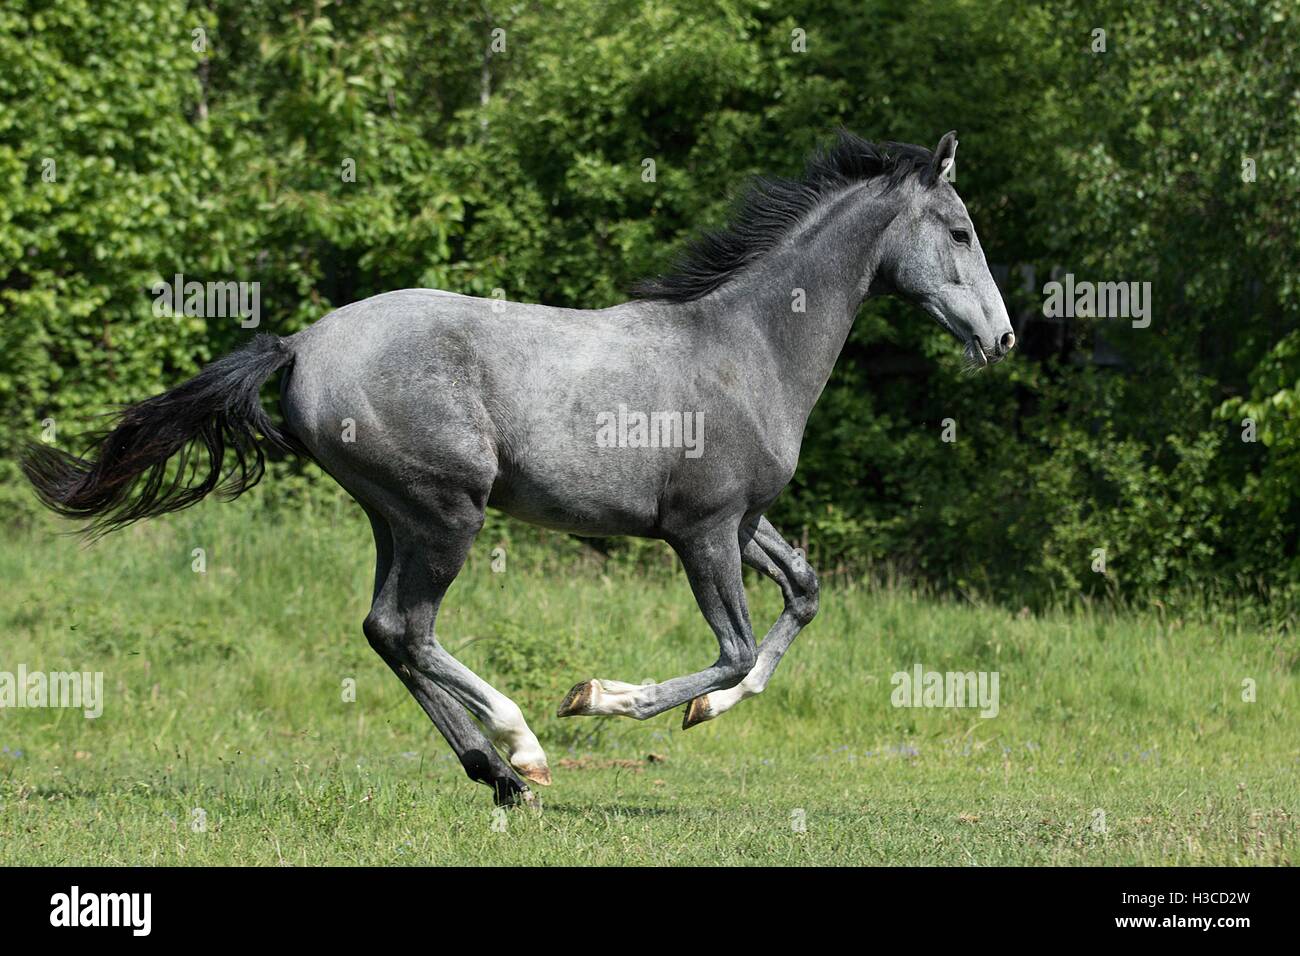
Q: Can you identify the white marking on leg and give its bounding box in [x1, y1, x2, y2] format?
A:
[579, 679, 646, 716]
[696, 668, 764, 721]
[479, 696, 550, 784]
[415, 647, 552, 784]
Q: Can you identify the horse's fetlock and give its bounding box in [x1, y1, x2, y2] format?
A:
[721, 647, 757, 685]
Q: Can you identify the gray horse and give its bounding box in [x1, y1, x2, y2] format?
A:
[25, 130, 1013, 805]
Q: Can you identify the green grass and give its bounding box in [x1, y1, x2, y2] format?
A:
[0, 499, 1296, 865]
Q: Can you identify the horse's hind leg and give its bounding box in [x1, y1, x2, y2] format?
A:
[383, 654, 535, 805]
[365, 500, 552, 790]
[362, 507, 534, 805]
[682, 516, 819, 728]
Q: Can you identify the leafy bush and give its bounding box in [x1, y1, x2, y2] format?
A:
[2, 0, 1298, 614]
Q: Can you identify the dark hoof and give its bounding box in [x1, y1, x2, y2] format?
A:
[682, 694, 713, 730]
[556, 680, 595, 717]
[492, 780, 532, 807]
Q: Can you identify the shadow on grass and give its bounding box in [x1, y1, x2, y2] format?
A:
[537, 802, 685, 819]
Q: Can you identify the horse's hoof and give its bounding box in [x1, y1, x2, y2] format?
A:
[515, 762, 552, 786]
[493, 782, 532, 808]
[682, 694, 714, 730]
[497, 787, 543, 811]
[557, 679, 595, 717]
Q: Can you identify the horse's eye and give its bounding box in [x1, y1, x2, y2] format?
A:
[950, 229, 971, 246]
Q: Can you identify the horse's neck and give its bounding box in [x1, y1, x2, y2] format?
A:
[713, 190, 894, 427]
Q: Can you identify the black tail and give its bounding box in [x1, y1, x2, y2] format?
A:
[23, 333, 301, 537]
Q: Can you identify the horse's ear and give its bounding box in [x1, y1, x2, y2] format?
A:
[927, 130, 958, 185]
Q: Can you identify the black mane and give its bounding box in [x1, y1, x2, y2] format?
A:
[632, 130, 936, 303]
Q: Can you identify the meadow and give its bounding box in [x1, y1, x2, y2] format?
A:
[0, 499, 1295, 866]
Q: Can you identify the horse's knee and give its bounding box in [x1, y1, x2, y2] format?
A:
[363, 607, 404, 657]
[789, 564, 819, 626]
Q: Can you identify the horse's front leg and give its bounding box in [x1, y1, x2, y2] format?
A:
[556, 521, 757, 720]
[682, 516, 819, 728]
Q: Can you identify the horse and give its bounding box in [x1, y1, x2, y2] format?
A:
[24, 130, 1014, 806]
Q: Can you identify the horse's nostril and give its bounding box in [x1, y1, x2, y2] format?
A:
[999, 331, 1016, 353]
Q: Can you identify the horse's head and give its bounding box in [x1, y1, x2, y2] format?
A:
[878, 131, 1015, 368]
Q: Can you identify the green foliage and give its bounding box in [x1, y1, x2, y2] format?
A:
[2, 0, 1298, 609]
[1220, 330, 1300, 541]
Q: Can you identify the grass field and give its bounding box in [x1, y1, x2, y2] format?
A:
[1, 499, 1296, 865]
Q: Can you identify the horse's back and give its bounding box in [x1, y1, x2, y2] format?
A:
[279, 290, 679, 526]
